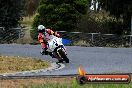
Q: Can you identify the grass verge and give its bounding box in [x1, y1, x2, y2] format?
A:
[0, 77, 131, 88]
[73, 40, 90, 47]
[30, 79, 132, 88]
[0, 55, 49, 73]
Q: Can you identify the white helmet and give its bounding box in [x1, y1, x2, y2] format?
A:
[38, 25, 46, 32]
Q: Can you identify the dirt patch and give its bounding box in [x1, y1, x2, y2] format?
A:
[0, 55, 49, 73]
[0, 77, 74, 88]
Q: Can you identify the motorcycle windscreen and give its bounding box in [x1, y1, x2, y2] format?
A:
[62, 38, 71, 45]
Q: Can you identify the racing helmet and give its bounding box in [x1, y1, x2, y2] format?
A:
[38, 25, 46, 32]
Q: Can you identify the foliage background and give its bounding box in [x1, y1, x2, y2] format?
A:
[0, 0, 132, 42]
[31, 0, 89, 40]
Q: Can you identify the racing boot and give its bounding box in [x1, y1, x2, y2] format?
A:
[56, 59, 64, 64]
[48, 52, 56, 58]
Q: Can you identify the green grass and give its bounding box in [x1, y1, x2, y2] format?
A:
[0, 75, 131, 88]
[20, 16, 34, 26]
[17, 15, 36, 44]
[29, 79, 132, 88]
[73, 40, 90, 47]
[0, 55, 49, 73]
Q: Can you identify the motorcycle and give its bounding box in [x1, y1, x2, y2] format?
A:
[46, 35, 69, 63]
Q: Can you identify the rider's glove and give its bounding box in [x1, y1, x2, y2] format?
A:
[53, 32, 60, 38]
[40, 48, 48, 55]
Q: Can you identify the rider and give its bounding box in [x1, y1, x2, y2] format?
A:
[37, 25, 60, 57]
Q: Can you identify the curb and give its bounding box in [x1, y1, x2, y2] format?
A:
[0, 62, 65, 77]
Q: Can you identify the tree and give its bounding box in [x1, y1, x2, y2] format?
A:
[0, 0, 24, 43]
[31, 0, 89, 40]
[0, 0, 24, 28]
[24, 0, 40, 16]
[98, 0, 132, 34]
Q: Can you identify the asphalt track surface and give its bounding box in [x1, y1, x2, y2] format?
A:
[0, 44, 132, 76]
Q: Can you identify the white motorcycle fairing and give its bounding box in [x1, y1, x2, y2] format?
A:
[47, 35, 63, 52]
[46, 35, 69, 63]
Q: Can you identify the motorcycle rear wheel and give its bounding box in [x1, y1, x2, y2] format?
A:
[58, 49, 69, 63]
